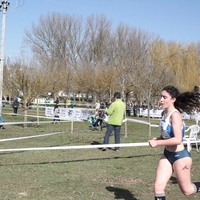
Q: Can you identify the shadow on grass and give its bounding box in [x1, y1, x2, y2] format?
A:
[106, 186, 137, 200]
[0, 151, 25, 156]
[0, 152, 161, 166]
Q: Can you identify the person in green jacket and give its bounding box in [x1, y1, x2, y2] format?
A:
[102, 92, 126, 151]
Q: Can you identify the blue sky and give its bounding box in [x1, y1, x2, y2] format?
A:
[2, 0, 200, 58]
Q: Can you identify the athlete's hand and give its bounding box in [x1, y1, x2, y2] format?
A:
[148, 138, 158, 148]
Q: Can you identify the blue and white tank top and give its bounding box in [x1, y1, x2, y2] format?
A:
[159, 110, 185, 140]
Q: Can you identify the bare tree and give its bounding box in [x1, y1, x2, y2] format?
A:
[73, 14, 115, 101]
[4, 57, 49, 125]
[24, 12, 83, 98]
[21, 12, 199, 107]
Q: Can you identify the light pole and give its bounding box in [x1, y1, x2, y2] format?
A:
[0, 0, 9, 121]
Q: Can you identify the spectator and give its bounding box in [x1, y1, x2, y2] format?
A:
[126, 101, 133, 116]
[54, 98, 59, 105]
[45, 98, 50, 107]
[12, 97, 20, 116]
[133, 102, 138, 117]
[100, 102, 105, 109]
[52, 105, 60, 124]
[105, 101, 109, 109]
[95, 101, 100, 109]
[98, 109, 106, 127]
[102, 92, 126, 151]
[88, 115, 99, 131]
[67, 99, 72, 108]
[0, 116, 5, 129]
[71, 100, 75, 108]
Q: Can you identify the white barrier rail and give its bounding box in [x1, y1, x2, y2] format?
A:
[0, 142, 150, 152]
[0, 121, 71, 125]
[0, 131, 66, 142]
[0, 141, 198, 152]
[3, 112, 73, 120]
[0, 113, 198, 152]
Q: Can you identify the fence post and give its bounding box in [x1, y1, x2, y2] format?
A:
[71, 120, 74, 133]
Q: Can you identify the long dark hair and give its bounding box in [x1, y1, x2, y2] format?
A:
[162, 85, 200, 114]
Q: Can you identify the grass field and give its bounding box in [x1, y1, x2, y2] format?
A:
[0, 106, 200, 200]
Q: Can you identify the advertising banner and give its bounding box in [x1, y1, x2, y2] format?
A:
[45, 107, 92, 121]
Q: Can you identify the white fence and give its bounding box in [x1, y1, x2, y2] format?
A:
[137, 108, 200, 123]
[137, 108, 163, 118]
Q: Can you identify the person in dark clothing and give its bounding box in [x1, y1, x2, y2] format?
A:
[12, 98, 20, 116]
[52, 104, 60, 124]
[54, 98, 59, 105]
